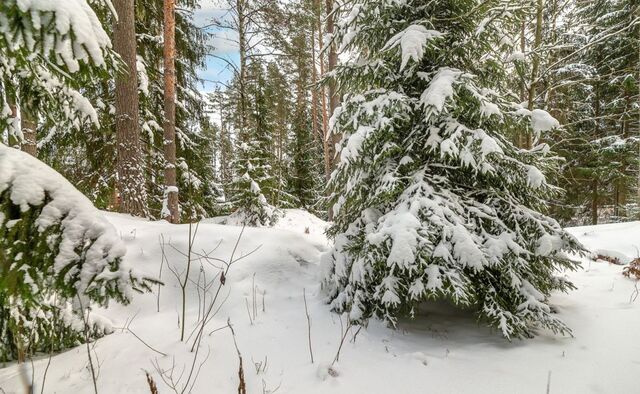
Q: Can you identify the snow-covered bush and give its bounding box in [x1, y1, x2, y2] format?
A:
[0, 144, 154, 361]
[322, 0, 585, 339]
[0, 0, 116, 141]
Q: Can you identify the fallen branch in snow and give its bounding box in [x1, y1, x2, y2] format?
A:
[77, 297, 99, 394]
[303, 288, 314, 363]
[596, 254, 622, 265]
[145, 371, 159, 394]
[228, 319, 247, 394]
[157, 234, 167, 313]
[245, 297, 254, 325]
[188, 226, 262, 352]
[333, 314, 353, 365]
[623, 258, 640, 280]
[630, 282, 639, 304]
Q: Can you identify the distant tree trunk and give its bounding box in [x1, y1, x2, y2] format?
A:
[591, 81, 602, 225]
[526, 0, 544, 149]
[113, 0, 148, 217]
[237, 0, 248, 141]
[316, 0, 331, 183]
[325, 0, 340, 220]
[20, 107, 37, 157]
[326, 0, 340, 159]
[311, 24, 321, 144]
[7, 97, 19, 147]
[518, 21, 527, 148]
[591, 179, 598, 225]
[163, 0, 180, 223]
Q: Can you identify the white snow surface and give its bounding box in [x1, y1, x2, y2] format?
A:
[1, 212, 639, 393]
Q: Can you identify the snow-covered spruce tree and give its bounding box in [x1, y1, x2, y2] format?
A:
[322, 0, 584, 339]
[0, 145, 154, 362]
[0, 0, 116, 146]
[228, 61, 279, 226]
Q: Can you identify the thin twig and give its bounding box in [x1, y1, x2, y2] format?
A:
[303, 289, 314, 363]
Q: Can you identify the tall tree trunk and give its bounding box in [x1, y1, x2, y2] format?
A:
[237, 0, 248, 142]
[316, 0, 331, 183]
[311, 24, 320, 144]
[591, 80, 602, 225]
[591, 179, 598, 225]
[114, 0, 148, 217]
[526, 0, 544, 149]
[325, 0, 340, 220]
[7, 97, 19, 147]
[326, 0, 340, 159]
[20, 106, 37, 157]
[163, 0, 179, 223]
[518, 21, 527, 148]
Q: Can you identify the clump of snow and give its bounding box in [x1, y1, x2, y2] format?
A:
[3, 0, 112, 71]
[530, 109, 560, 133]
[384, 25, 443, 71]
[506, 52, 525, 62]
[420, 68, 463, 113]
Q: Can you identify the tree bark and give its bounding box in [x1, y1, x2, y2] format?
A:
[326, 0, 340, 163]
[311, 23, 320, 144]
[591, 179, 598, 225]
[526, 0, 544, 149]
[237, 0, 248, 142]
[316, 0, 331, 183]
[163, 0, 180, 223]
[114, 0, 149, 217]
[20, 106, 37, 157]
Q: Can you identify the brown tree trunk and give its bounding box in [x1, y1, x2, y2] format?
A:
[316, 0, 331, 184]
[517, 21, 527, 148]
[591, 179, 598, 225]
[526, 0, 544, 149]
[237, 0, 248, 141]
[311, 24, 320, 144]
[326, 0, 340, 159]
[114, 0, 148, 217]
[325, 0, 340, 220]
[163, 0, 179, 223]
[7, 98, 20, 147]
[20, 107, 37, 157]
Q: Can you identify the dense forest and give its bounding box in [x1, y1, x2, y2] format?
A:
[0, 0, 638, 393]
[2, 0, 637, 226]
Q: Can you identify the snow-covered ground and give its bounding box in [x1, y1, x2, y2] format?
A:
[1, 211, 638, 393]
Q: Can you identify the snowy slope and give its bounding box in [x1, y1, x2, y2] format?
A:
[0, 211, 638, 394]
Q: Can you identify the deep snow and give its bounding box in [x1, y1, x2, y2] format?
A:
[0, 211, 638, 393]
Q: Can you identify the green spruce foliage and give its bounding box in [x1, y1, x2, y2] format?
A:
[322, 0, 585, 339]
[0, 146, 154, 361]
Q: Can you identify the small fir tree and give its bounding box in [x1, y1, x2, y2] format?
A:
[322, 0, 585, 339]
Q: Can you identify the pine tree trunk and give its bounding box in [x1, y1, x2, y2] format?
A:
[518, 21, 527, 148]
[7, 98, 19, 147]
[163, 0, 179, 223]
[20, 107, 37, 157]
[316, 0, 331, 183]
[114, 0, 148, 217]
[237, 0, 248, 141]
[311, 24, 320, 144]
[326, 0, 340, 162]
[526, 0, 544, 150]
[591, 179, 598, 225]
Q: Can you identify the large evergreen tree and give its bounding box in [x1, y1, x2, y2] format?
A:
[321, 0, 584, 339]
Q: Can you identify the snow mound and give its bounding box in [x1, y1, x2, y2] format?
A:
[0, 144, 134, 297]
